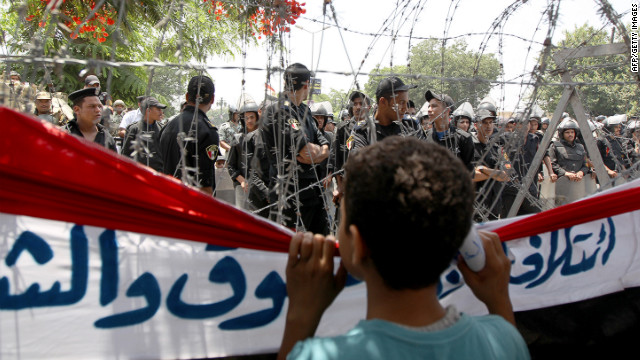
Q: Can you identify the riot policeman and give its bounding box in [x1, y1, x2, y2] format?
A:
[227, 99, 269, 216]
[424, 90, 474, 171]
[260, 63, 330, 234]
[549, 119, 590, 205]
[597, 115, 632, 178]
[452, 101, 474, 133]
[327, 91, 371, 205]
[159, 75, 220, 195]
[122, 97, 166, 172]
[472, 108, 509, 221]
[348, 77, 418, 153]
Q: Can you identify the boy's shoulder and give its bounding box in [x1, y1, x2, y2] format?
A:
[287, 315, 529, 360]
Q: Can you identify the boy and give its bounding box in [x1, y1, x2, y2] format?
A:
[278, 136, 529, 359]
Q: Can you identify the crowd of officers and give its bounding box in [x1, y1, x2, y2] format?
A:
[4, 66, 640, 233]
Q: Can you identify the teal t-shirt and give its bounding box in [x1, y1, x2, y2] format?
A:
[288, 314, 530, 360]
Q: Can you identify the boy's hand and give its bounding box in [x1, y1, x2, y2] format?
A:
[458, 231, 515, 326]
[286, 232, 347, 320]
[278, 232, 347, 360]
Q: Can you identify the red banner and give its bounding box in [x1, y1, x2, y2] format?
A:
[0, 107, 292, 252]
[1, 106, 638, 250]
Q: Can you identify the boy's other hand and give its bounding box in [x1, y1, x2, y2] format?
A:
[458, 231, 515, 325]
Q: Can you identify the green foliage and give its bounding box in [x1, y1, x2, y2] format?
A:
[207, 106, 230, 127]
[535, 24, 640, 116]
[1, 0, 257, 103]
[365, 39, 502, 109]
[311, 88, 349, 117]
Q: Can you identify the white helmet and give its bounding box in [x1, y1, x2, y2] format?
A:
[452, 101, 474, 122]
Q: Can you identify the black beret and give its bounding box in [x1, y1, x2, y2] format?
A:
[68, 87, 100, 104]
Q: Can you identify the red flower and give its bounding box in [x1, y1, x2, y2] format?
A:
[70, 33, 78, 39]
[98, 37, 106, 43]
[106, 18, 115, 25]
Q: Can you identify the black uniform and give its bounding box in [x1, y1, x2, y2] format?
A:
[260, 94, 330, 233]
[348, 118, 418, 154]
[425, 127, 475, 172]
[328, 118, 357, 176]
[121, 120, 164, 172]
[549, 139, 589, 177]
[626, 138, 640, 165]
[500, 132, 542, 217]
[227, 130, 270, 218]
[62, 119, 117, 152]
[597, 134, 633, 172]
[472, 134, 504, 221]
[159, 105, 219, 189]
[317, 129, 333, 180]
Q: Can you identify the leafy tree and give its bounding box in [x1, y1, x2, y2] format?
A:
[1, 0, 305, 103]
[310, 87, 349, 118]
[364, 38, 502, 109]
[535, 24, 640, 116]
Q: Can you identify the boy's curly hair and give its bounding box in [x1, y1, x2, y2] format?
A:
[343, 136, 473, 290]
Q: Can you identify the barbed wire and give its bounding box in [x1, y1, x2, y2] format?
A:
[2, 0, 639, 232]
[4, 54, 639, 89]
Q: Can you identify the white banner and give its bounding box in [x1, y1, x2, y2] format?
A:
[1, 210, 639, 359]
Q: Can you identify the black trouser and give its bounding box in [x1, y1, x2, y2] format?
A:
[269, 179, 330, 235]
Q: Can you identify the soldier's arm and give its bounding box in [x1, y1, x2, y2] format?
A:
[334, 125, 348, 172]
[297, 143, 328, 165]
[298, 125, 329, 164]
[248, 140, 271, 202]
[543, 154, 556, 181]
[461, 134, 475, 172]
[226, 140, 242, 182]
[121, 126, 135, 157]
[579, 149, 590, 176]
[548, 145, 565, 177]
[348, 125, 370, 156]
[197, 125, 219, 194]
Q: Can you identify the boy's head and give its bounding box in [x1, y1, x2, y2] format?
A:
[340, 136, 473, 290]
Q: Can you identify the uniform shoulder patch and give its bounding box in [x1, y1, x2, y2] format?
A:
[206, 119, 217, 128]
[287, 117, 301, 130]
[206, 144, 219, 160]
[346, 135, 355, 150]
